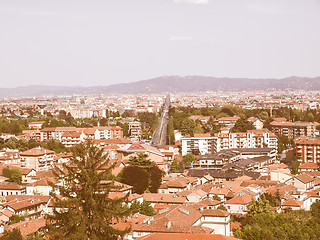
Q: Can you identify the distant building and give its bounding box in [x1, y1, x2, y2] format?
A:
[28, 121, 45, 130]
[216, 116, 240, 129]
[270, 121, 316, 139]
[247, 117, 263, 129]
[129, 122, 142, 141]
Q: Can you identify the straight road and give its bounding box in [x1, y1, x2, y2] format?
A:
[151, 94, 170, 146]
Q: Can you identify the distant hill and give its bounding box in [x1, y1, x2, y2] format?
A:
[1, 76, 320, 97]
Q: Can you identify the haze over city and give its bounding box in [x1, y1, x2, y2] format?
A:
[1, 0, 320, 88]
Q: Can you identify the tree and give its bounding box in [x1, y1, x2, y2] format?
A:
[25, 232, 45, 240]
[181, 118, 196, 135]
[170, 158, 180, 173]
[231, 117, 254, 133]
[1, 167, 22, 184]
[122, 153, 163, 194]
[311, 200, 320, 220]
[217, 205, 227, 211]
[206, 117, 221, 133]
[0, 228, 23, 240]
[45, 142, 131, 239]
[120, 166, 150, 194]
[128, 153, 154, 170]
[149, 165, 163, 193]
[130, 200, 141, 214]
[261, 192, 281, 207]
[247, 195, 271, 218]
[10, 168, 22, 184]
[183, 153, 196, 163]
[291, 161, 300, 175]
[139, 201, 155, 216]
[9, 214, 26, 224]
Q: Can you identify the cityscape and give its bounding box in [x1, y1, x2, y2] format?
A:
[1, 0, 320, 240]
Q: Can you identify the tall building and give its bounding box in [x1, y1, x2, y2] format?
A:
[295, 136, 320, 163]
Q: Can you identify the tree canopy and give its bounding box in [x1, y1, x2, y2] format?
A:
[45, 141, 131, 239]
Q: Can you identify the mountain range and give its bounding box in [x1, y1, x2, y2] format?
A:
[1, 76, 319, 97]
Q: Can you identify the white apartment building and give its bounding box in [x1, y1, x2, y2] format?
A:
[181, 129, 277, 156]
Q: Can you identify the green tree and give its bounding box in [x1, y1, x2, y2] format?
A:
[170, 158, 180, 173]
[9, 214, 26, 224]
[10, 168, 22, 184]
[45, 141, 131, 239]
[261, 192, 281, 207]
[0, 228, 23, 240]
[183, 153, 196, 163]
[231, 117, 254, 132]
[139, 201, 155, 216]
[130, 200, 141, 214]
[291, 161, 300, 175]
[181, 118, 196, 135]
[217, 205, 227, 211]
[26, 232, 45, 240]
[247, 195, 271, 218]
[2, 167, 11, 178]
[120, 166, 150, 194]
[148, 165, 163, 193]
[205, 117, 221, 133]
[311, 200, 320, 220]
[128, 153, 154, 170]
[1, 167, 22, 184]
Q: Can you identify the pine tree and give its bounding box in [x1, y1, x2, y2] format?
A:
[45, 142, 131, 239]
[128, 152, 154, 170]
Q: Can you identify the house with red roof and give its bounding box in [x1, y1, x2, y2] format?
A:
[117, 143, 167, 171]
[137, 233, 239, 240]
[3, 217, 46, 237]
[281, 199, 303, 210]
[132, 202, 231, 239]
[224, 193, 253, 214]
[285, 173, 315, 191]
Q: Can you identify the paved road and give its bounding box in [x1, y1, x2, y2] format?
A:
[151, 94, 170, 146]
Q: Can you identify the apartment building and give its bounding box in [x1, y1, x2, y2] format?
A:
[216, 116, 240, 129]
[94, 126, 123, 139]
[295, 136, 320, 163]
[128, 122, 142, 141]
[270, 121, 316, 139]
[193, 148, 276, 170]
[40, 126, 123, 143]
[181, 129, 277, 156]
[181, 134, 217, 156]
[20, 147, 54, 171]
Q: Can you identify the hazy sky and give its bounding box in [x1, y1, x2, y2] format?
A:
[1, 0, 320, 87]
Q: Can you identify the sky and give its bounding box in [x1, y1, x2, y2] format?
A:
[0, 0, 320, 87]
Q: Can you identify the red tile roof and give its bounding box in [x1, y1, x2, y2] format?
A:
[224, 193, 253, 205]
[5, 217, 46, 236]
[295, 173, 314, 183]
[138, 233, 239, 240]
[201, 209, 230, 217]
[20, 147, 54, 156]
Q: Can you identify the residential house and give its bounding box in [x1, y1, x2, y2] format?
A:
[20, 147, 54, 171]
[0, 183, 26, 196]
[117, 143, 166, 171]
[224, 193, 253, 214]
[285, 173, 315, 191]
